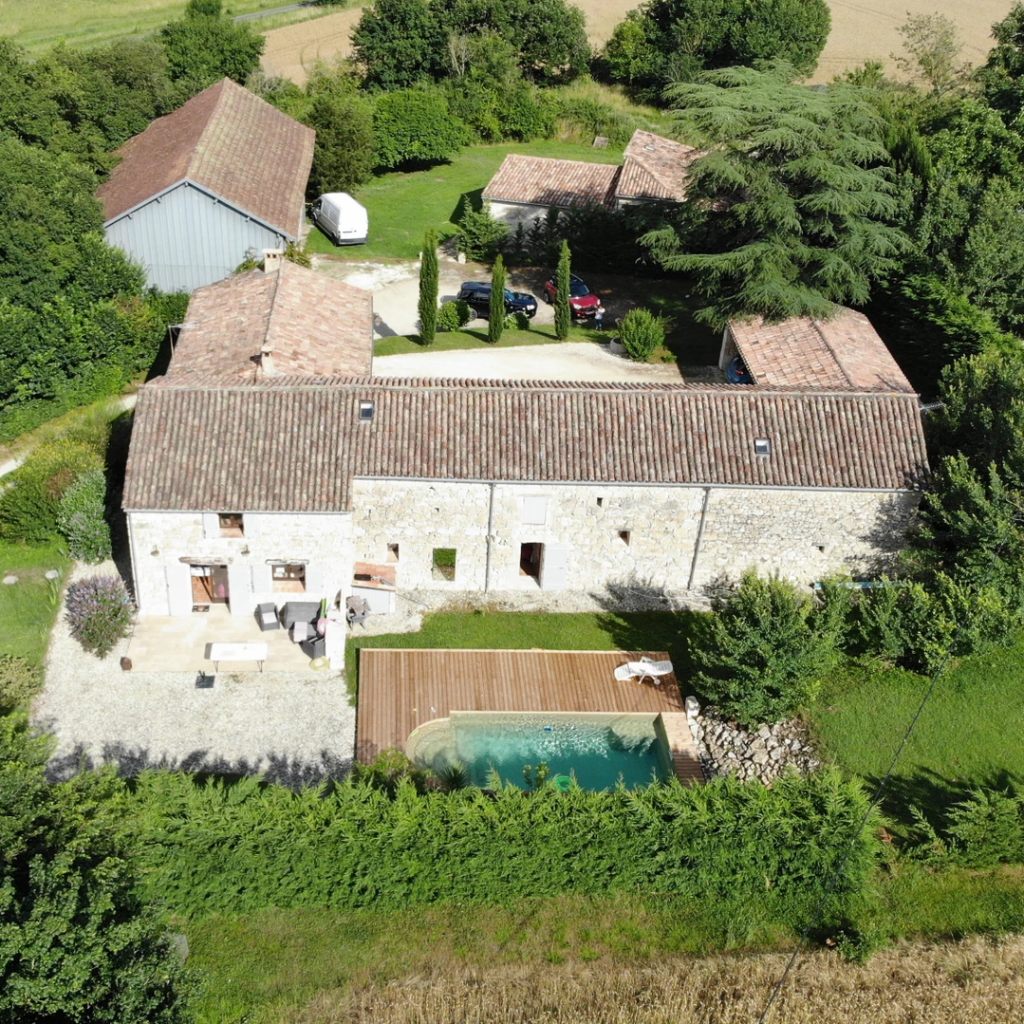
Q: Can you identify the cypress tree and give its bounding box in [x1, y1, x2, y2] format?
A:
[489, 255, 506, 343]
[418, 229, 439, 344]
[555, 239, 572, 339]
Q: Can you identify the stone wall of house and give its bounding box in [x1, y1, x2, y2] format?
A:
[350, 479, 919, 604]
[128, 510, 354, 616]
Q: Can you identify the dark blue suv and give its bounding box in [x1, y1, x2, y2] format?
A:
[457, 281, 538, 319]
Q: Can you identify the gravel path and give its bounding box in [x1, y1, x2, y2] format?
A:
[33, 563, 356, 787]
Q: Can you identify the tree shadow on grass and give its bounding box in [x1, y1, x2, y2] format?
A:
[589, 579, 707, 696]
[865, 766, 1024, 836]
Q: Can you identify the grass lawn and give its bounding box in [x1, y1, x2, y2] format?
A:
[306, 139, 628, 262]
[374, 322, 608, 356]
[0, 0, 305, 51]
[0, 541, 69, 667]
[809, 633, 1024, 827]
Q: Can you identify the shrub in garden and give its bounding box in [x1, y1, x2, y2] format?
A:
[619, 307, 666, 361]
[372, 88, 468, 170]
[0, 440, 103, 542]
[57, 468, 112, 563]
[691, 570, 838, 726]
[0, 655, 38, 714]
[455, 204, 509, 261]
[437, 300, 472, 331]
[66, 575, 134, 658]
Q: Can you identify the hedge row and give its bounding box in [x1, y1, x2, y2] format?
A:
[129, 769, 879, 921]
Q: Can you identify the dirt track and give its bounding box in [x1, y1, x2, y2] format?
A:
[261, 0, 1016, 88]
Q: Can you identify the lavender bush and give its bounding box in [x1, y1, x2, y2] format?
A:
[66, 575, 134, 658]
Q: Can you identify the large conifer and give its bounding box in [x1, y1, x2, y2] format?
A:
[418, 230, 438, 344]
[554, 240, 572, 339]
[489, 255, 506, 343]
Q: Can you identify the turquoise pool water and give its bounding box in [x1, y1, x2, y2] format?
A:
[415, 712, 671, 791]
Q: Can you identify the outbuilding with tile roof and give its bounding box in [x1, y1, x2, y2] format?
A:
[97, 78, 315, 293]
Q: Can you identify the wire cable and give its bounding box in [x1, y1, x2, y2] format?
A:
[756, 578, 988, 1023]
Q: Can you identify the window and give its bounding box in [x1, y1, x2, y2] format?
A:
[387, 543, 400, 563]
[432, 548, 456, 581]
[754, 438, 772, 456]
[359, 400, 374, 422]
[520, 542, 542, 580]
[272, 563, 306, 593]
[618, 530, 631, 546]
[596, 497, 604, 508]
[218, 513, 244, 537]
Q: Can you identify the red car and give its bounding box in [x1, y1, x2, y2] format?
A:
[542, 273, 602, 320]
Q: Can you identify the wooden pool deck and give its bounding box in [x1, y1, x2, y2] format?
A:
[356, 649, 703, 784]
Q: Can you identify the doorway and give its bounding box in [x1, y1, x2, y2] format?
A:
[191, 564, 229, 606]
[520, 542, 543, 580]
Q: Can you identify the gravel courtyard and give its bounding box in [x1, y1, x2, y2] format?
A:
[373, 341, 685, 382]
[33, 563, 357, 787]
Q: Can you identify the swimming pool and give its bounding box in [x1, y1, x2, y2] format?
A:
[408, 711, 673, 791]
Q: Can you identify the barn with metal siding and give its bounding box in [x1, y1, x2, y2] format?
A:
[97, 78, 314, 293]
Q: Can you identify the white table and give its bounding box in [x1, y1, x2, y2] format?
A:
[206, 642, 269, 672]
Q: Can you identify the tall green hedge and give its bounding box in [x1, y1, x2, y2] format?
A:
[129, 769, 879, 922]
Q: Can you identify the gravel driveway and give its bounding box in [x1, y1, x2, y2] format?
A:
[34, 563, 356, 787]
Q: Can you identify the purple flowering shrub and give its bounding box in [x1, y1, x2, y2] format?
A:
[65, 575, 134, 658]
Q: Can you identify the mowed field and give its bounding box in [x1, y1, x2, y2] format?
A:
[262, 0, 1016, 86]
[0, 0, 293, 51]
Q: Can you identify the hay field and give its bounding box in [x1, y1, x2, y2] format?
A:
[262, 0, 1016, 87]
[292, 936, 1024, 1024]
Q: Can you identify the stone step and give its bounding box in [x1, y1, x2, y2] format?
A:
[661, 712, 705, 786]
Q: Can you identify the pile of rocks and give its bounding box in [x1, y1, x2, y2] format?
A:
[684, 696, 820, 784]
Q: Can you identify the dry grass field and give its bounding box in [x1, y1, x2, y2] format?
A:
[262, 0, 1016, 87]
[291, 936, 1024, 1024]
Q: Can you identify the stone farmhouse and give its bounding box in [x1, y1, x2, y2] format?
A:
[122, 258, 928, 620]
[96, 78, 314, 293]
[482, 130, 703, 226]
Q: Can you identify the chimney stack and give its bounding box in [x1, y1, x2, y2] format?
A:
[262, 248, 283, 274]
[260, 343, 279, 377]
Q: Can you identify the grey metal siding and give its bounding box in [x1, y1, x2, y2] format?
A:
[104, 182, 290, 293]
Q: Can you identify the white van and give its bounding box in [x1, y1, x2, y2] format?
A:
[311, 192, 368, 246]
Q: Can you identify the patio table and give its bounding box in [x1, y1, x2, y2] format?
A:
[206, 642, 269, 672]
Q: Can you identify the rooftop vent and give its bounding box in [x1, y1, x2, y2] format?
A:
[359, 400, 374, 422]
[754, 438, 771, 457]
[262, 248, 283, 273]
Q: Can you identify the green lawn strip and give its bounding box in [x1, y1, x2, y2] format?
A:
[183, 894, 795, 1024]
[306, 139, 627, 261]
[867, 863, 1024, 940]
[808, 635, 1024, 828]
[346, 610, 702, 698]
[1, 0, 304, 51]
[0, 540, 69, 667]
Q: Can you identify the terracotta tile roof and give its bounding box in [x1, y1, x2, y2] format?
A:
[728, 310, 914, 393]
[168, 261, 373, 380]
[96, 78, 315, 238]
[124, 377, 928, 512]
[482, 155, 620, 209]
[616, 130, 704, 203]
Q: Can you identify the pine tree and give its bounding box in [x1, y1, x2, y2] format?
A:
[554, 239, 572, 339]
[418, 230, 438, 344]
[489, 255, 506, 343]
[643, 61, 908, 326]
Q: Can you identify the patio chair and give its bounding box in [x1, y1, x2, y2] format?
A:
[346, 595, 371, 628]
[638, 656, 673, 685]
[614, 662, 646, 683]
